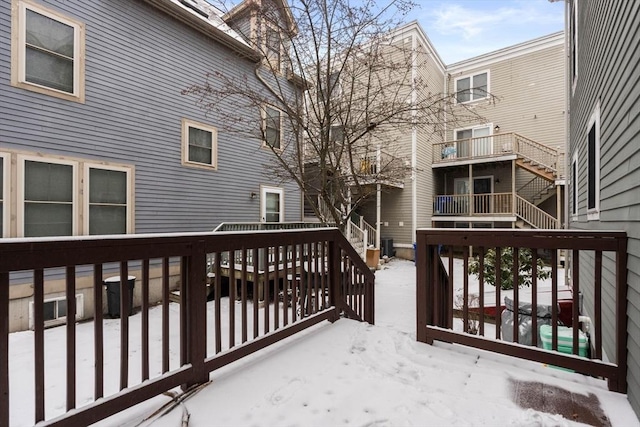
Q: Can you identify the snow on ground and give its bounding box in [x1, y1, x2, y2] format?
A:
[9, 259, 640, 426]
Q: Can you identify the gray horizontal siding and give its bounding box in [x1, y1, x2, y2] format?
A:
[568, 0, 640, 416]
[0, 0, 302, 234]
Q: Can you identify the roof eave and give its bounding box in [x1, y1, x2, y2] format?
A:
[143, 0, 262, 62]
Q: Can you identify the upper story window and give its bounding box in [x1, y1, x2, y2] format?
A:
[455, 71, 489, 103]
[182, 119, 218, 170]
[11, 0, 85, 103]
[263, 106, 282, 150]
[265, 26, 281, 72]
[587, 102, 600, 220]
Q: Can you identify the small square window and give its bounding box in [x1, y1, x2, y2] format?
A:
[182, 119, 218, 170]
[263, 106, 282, 150]
[12, 0, 85, 102]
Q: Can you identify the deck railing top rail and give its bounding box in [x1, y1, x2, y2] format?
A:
[0, 228, 374, 426]
[415, 228, 627, 393]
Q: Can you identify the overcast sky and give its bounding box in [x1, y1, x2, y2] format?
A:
[414, 0, 565, 64]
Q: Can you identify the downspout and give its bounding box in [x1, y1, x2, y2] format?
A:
[411, 32, 418, 243]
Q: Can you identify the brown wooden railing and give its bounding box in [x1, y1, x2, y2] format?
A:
[0, 228, 374, 426]
[416, 229, 627, 393]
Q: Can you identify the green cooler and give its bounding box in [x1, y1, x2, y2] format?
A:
[539, 324, 588, 357]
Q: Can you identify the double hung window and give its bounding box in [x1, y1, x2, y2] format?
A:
[455, 72, 488, 103]
[12, 0, 85, 102]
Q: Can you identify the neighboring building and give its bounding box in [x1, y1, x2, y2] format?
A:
[566, 0, 640, 417]
[0, 0, 302, 330]
[342, 23, 566, 259]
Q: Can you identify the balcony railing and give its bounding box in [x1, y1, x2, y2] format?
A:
[416, 229, 627, 393]
[433, 133, 562, 178]
[433, 193, 513, 216]
[0, 229, 374, 426]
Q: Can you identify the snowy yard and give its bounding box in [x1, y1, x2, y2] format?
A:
[8, 259, 639, 426]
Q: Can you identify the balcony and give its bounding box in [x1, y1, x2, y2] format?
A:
[433, 133, 563, 181]
[433, 193, 558, 229]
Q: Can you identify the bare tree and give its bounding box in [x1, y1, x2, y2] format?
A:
[184, 0, 486, 229]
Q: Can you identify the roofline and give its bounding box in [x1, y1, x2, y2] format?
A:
[142, 0, 261, 62]
[446, 31, 565, 72]
[390, 21, 447, 73]
[224, 0, 299, 36]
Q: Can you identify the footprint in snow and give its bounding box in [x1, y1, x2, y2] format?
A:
[269, 378, 303, 405]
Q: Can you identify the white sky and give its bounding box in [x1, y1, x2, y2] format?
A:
[415, 0, 566, 64]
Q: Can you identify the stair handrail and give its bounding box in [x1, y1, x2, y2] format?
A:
[360, 218, 377, 249]
[347, 219, 367, 259]
[513, 133, 559, 175]
[517, 176, 555, 203]
[515, 195, 558, 229]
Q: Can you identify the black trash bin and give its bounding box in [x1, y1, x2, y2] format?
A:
[104, 276, 135, 318]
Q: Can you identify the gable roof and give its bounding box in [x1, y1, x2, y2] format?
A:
[224, 0, 298, 36]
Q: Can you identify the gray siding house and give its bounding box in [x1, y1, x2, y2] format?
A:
[0, 0, 302, 331]
[567, 0, 640, 417]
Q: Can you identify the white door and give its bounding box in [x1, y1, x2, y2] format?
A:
[261, 186, 283, 222]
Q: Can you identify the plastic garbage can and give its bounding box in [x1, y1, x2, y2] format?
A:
[104, 275, 135, 318]
[501, 296, 556, 347]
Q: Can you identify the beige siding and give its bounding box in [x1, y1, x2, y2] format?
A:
[447, 39, 566, 154]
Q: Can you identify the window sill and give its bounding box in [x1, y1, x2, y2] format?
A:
[182, 161, 218, 171]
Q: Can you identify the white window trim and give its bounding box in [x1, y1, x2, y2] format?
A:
[181, 118, 218, 170]
[260, 185, 284, 223]
[83, 163, 134, 234]
[17, 154, 79, 237]
[29, 294, 84, 329]
[571, 151, 578, 219]
[0, 152, 9, 238]
[11, 0, 86, 103]
[262, 105, 283, 151]
[587, 101, 600, 221]
[454, 70, 490, 104]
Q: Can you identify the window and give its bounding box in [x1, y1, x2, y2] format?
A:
[261, 186, 283, 222]
[14, 152, 133, 237]
[86, 165, 131, 234]
[570, 0, 578, 91]
[19, 157, 76, 237]
[182, 119, 218, 169]
[455, 71, 488, 103]
[329, 124, 344, 144]
[12, 0, 85, 102]
[587, 102, 600, 220]
[265, 26, 281, 71]
[263, 106, 282, 150]
[571, 153, 578, 217]
[29, 294, 83, 329]
[0, 153, 7, 237]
